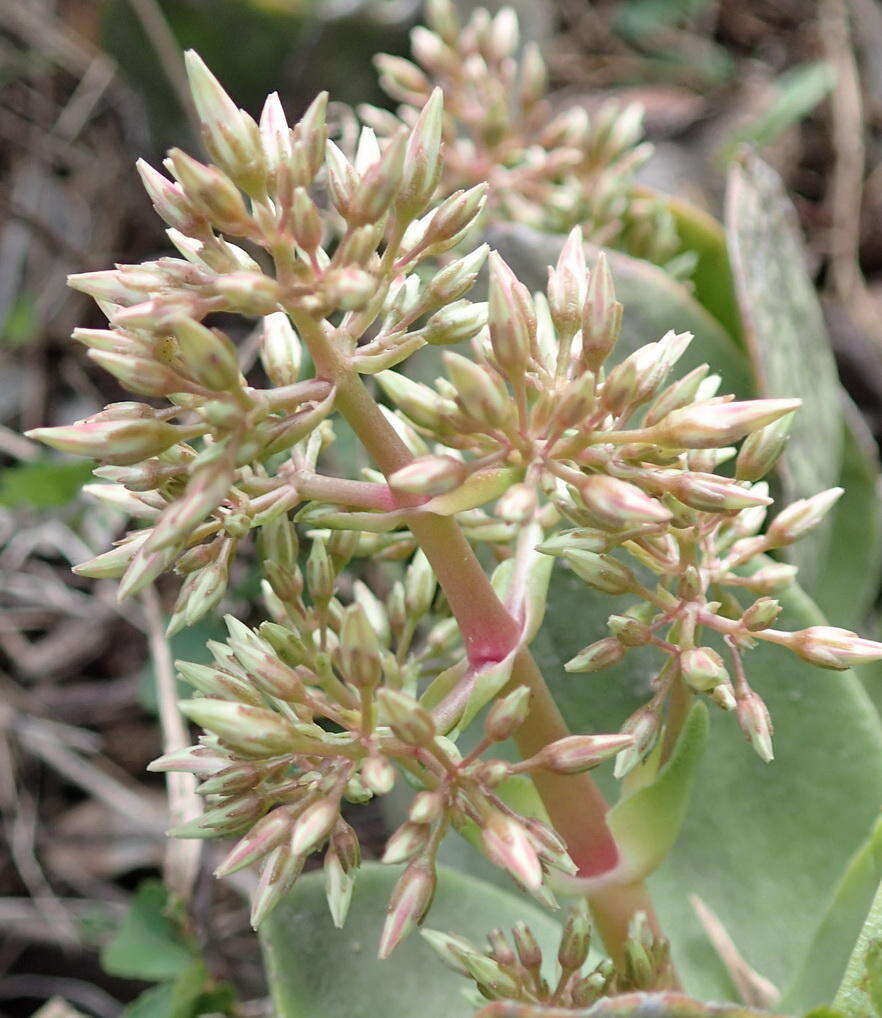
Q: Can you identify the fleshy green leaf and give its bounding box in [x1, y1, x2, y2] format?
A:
[783, 817, 882, 1013]
[533, 571, 882, 1000]
[660, 191, 744, 345]
[832, 883, 882, 1017]
[813, 410, 882, 628]
[725, 152, 843, 586]
[720, 62, 835, 161]
[101, 880, 193, 982]
[0, 459, 94, 509]
[259, 863, 561, 1018]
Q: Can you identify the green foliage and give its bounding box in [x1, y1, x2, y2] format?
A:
[102, 881, 235, 1018]
[720, 63, 836, 161]
[260, 864, 561, 1018]
[0, 459, 93, 509]
[533, 573, 882, 1000]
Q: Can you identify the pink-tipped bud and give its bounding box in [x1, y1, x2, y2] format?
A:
[390, 454, 466, 497]
[362, 754, 396, 796]
[27, 417, 189, 466]
[290, 798, 339, 856]
[581, 252, 621, 371]
[736, 690, 774, 762]
[735, 413, 793, 481]
[680, 647, 729, 692]
[530, 733, 634, 774]
[178, 699, 297, 757]
[742, 597, 782, 632]
[791, 626, 882, 670]
[547, 227, 587, 339]
[377, 688, 437, 747]
[652, 398, 802, 450]
[766, 488, 843, 546]
[667, 473, 772, 513]
[488, 251, 535, 382]
[565, 636, 626, 673]
[378, 857, 436, 958]
[215, 808, 293, 877]
[382, 821, 430, 865]
[485, 686, 531, 742]
[562, 550, 634, 595]
[398, 88, 443, 216]
[579, 475, 671, 529]
[481, 812, 542, 890]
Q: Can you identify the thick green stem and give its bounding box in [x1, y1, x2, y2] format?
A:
[292, 310, 666, 964]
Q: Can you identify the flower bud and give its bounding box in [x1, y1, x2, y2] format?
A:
[738, 562, 797, 594]
[742, 597, 782, 631]
[607, 614, 652, 646]
[613, 706, 659, 778]
[579, 475, 670, 529]
[378, 856, 436, 958]
[481, 811, 542, 889]
[136, 159, 204, 234]
[667, 473, 771, 513]
[735, 413, 793, 481]
[324, 846, 355, 928]
[652, 398, 802, 450]
[513, 921, 543, 971]
[397, 88, 443, 216]
[409, 790, 445, 825]
[351, 127, 408, 225]
[485, 686, 531, 742]
[339, 603, 383, 689]
[736, 689, 774, 762]
[547, 227, 587, 340]
[422, 300, 488, 346]
[563, 549, 634, 595]
[382, 821, 430, 865]
[390, 455, 465, 496]
[443, 351, 510, 428]
[559, 904, 592, 971]
[427, 245, 489, 307]
[290, 798, 339, 856]
[565, 636, 625, 673]
[178, 698, 297, 756]
[791, 626, 882, 670]
[27, 417, 192, 467]
[766, 488, 843, 546]
[680, 647, 728, 692]
[405, 550, 437, 618]
[581, 252, 621, 370]
[530, 732, 634, 774]
[361, 754, 396, 795]
[377, 688, 436, 747]
[496, 482, 538, 525]
[215, 807, 292, 877]
[423, 183, 488, 250]
[174, 317, 240, 392]
[167, 148, 249, 232]
[488, 251, 534, 382]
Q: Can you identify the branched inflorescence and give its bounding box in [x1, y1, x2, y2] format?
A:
[364, 0, 681, 265]
[29, 35, 882, 983]
[424, 903, 674, 1010]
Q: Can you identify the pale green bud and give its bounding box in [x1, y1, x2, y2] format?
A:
[377, 688, 436, 747]
[484, 685, 531, 742]
[652, 398, 802, 449]
[563, 549, 634, 595]
[565, 636, 625, 673]
[422, 300, 488, 346]
[482, 811, 542, 889]
[390, 455, 465, 496]
[579, 475, 670, 529]
[735, 413, 794, 481]
[681, 646, 729, 692]
[766, 487, 843, 546]
[736, 690, 774, 763]
[179, 698, 297, 756]
[530, 733, 634, 775]
[791, 626, 882, 670]
[382, 821, 430, 865]
[378, 857, 436, 958]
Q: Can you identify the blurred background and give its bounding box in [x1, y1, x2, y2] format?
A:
[2, 0, 882, 1015]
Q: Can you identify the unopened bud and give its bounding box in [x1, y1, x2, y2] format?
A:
[791, 626, 882, 671]
[423, 300, 488, 346]
[485, 686, 531, 742]
[767, 488, 843, 546]
[581, 253, 621, 370]
[680, 647, 728, 692]
[390, 455, 465, 496]
[531, 732, 634, 774]
[382, 821, 430, 865]
[735, 689, 774, 762]
[377, 688, 436, 746]
[563, 549, 634, 595]
[579, 475, 670, 529]
[735, 413, 794, 481]
[481, 811, 542, 889]
[742, 597, 782, 631]
[378, 857, 436, 958]
[652, 398, 802, 450]
[565, 636, 625, 673]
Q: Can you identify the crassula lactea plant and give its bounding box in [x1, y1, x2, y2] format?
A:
[29, 12, 882, 1015]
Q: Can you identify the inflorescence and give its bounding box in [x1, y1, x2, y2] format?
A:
[27, 21, 882, 979]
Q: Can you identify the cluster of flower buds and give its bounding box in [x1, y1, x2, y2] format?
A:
[375, 227, 882, 770]
[365, 0, 680, 265]
[28, 50, 497, 629]
[149, 543, 630, 938]
[424, 904, 673, 1012]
